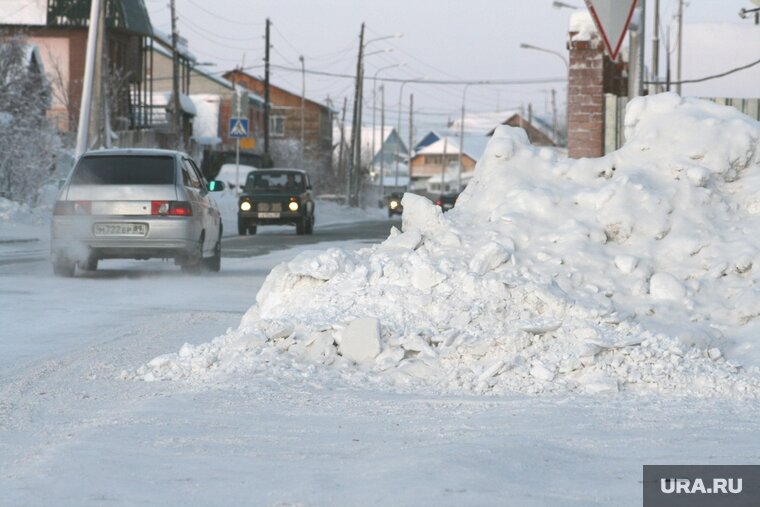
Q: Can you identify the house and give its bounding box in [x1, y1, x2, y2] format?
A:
[450, 110, 557, 147]
[0, 0, 154, 135]
[147, 42, 265, 160]
[485, 112, 556, 146]
[409, 136, 477, 190]
[222, 69, 333, 175]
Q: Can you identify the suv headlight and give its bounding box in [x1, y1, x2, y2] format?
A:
[288, 201, 299, 212]
[240, 201, 252, 212]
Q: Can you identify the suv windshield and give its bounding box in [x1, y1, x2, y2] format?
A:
[245, 172, 304, 193]
[71, 156, 175, 185]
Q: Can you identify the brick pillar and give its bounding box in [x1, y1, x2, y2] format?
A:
[567, 35, 606, 159]
[567, 23, 628, 159]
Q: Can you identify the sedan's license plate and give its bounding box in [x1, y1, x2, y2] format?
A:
[93, 223, 148, 237]
[258, 212, 280, 218]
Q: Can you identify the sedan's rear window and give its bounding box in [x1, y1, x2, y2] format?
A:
[71, 156, 175, 185]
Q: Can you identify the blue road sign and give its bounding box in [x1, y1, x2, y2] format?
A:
[229, 118, 250, 138]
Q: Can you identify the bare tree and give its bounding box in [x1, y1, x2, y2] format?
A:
[0, 33, 60, 203]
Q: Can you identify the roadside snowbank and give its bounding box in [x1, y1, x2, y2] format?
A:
[138, 94, 760, 396]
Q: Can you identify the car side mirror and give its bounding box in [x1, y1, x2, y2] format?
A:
[208, 180, 225, 192]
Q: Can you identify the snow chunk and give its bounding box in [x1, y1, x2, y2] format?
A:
[339, 318, 382, 363]
[649, 273, 686, 301]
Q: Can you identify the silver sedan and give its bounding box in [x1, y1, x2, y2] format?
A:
[51, 149, 225, 277]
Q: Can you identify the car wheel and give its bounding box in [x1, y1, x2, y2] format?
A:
[181, 235, 203, 274]
[203, 234, 222, 272]
[296, 216, 306, 235]
[237, 218, 247, 236]
[81, 257, 98, 271]
[305, 214, 314, 235]
[53, 256, 76, 277]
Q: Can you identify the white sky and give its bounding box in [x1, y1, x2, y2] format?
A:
[143, 0, 759, 131]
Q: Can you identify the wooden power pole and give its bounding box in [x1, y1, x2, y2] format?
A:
[264, 18, 271, 159]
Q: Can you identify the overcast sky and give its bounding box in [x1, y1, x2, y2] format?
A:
[144, 0, 759, 131]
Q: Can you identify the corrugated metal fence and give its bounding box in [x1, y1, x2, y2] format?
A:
[604, 95, 760, 154]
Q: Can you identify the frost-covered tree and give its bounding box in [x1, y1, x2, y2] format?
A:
[0, 33, 60, 203]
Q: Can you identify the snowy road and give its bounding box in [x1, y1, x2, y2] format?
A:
[1, 220, 758, 506]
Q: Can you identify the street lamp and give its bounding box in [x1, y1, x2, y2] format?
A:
[372, 63, 403, 191]
[519, 43, 569, 70]
[396, 77, 422, 189]
[299, 55, 305, 166]
[552, 1, 578, 9]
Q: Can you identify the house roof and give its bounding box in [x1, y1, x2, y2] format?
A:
[151, 45, 265, 106]
[415, 137, 475, 160]
[223, 69, 330, 112]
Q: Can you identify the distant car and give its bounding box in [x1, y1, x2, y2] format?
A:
[435, 192, 459, 212]
[237, 169, 315, 235]
[387, 193, 403, 217]
[51, 149, 225, 277]
[215, 163, 257, 192]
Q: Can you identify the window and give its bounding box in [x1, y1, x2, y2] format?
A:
[270, 116, 285, 137]
[245, 172, 304, 193]
[182, 159, 201, 189]
[71, 156, 175, 185]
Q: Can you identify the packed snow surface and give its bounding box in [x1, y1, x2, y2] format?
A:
[139, 94, 760, 396]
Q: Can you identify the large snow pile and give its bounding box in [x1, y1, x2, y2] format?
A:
[137, 94, 760, 396]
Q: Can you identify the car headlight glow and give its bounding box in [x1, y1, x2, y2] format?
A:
[389, 200, 399, 209]
[240, 201, 252, 211]
[288, 201, 299, 212]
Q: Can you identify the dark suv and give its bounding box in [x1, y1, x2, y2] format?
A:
[237, 169, 315, 235]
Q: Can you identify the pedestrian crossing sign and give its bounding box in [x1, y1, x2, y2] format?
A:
[229, 118, 249, 138]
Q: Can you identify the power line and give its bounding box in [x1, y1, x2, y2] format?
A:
[184, 0, 265, 28]
[265, 63, 566, 86]
[645, 57, 760, 85]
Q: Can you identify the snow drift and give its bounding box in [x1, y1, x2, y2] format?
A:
[137, 93, 760, 396]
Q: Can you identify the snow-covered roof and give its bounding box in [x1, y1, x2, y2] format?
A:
[156, 92, 197, 116]
[415, 137, 476, 160]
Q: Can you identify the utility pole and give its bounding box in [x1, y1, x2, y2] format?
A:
[379, 84, 385, 198]
[337, 96, 347, 200]
[638, 0, 646, 96]
[348, 22, 365, 207]
[408, 92, 413, 191]
[170, 0, 182, 148]
[264, 18, 271, 159]
[75, 0, 103, 158]
[551, 88, 557, 144]
[299, 55, 305, 167]
[652, 0, 660, 93]
[675, 0, 683, 95]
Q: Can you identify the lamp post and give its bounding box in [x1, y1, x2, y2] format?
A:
[457, 83, 473, 193]
[371, 63, 406, 198]
[519, 43, 569, 70]
[396, 78, 420, 188]
[372, 63, 402, 174]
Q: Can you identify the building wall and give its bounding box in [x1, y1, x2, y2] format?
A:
[150, 49, 264, 150]
[411, 154, 476, 177]
[223, 70, 333, 155]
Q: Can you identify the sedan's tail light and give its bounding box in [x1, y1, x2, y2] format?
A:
[53, 200, 91, 215]
[151, 201, 193, 216]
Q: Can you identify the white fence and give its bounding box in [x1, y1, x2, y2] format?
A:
[604, 95, 760, 154]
